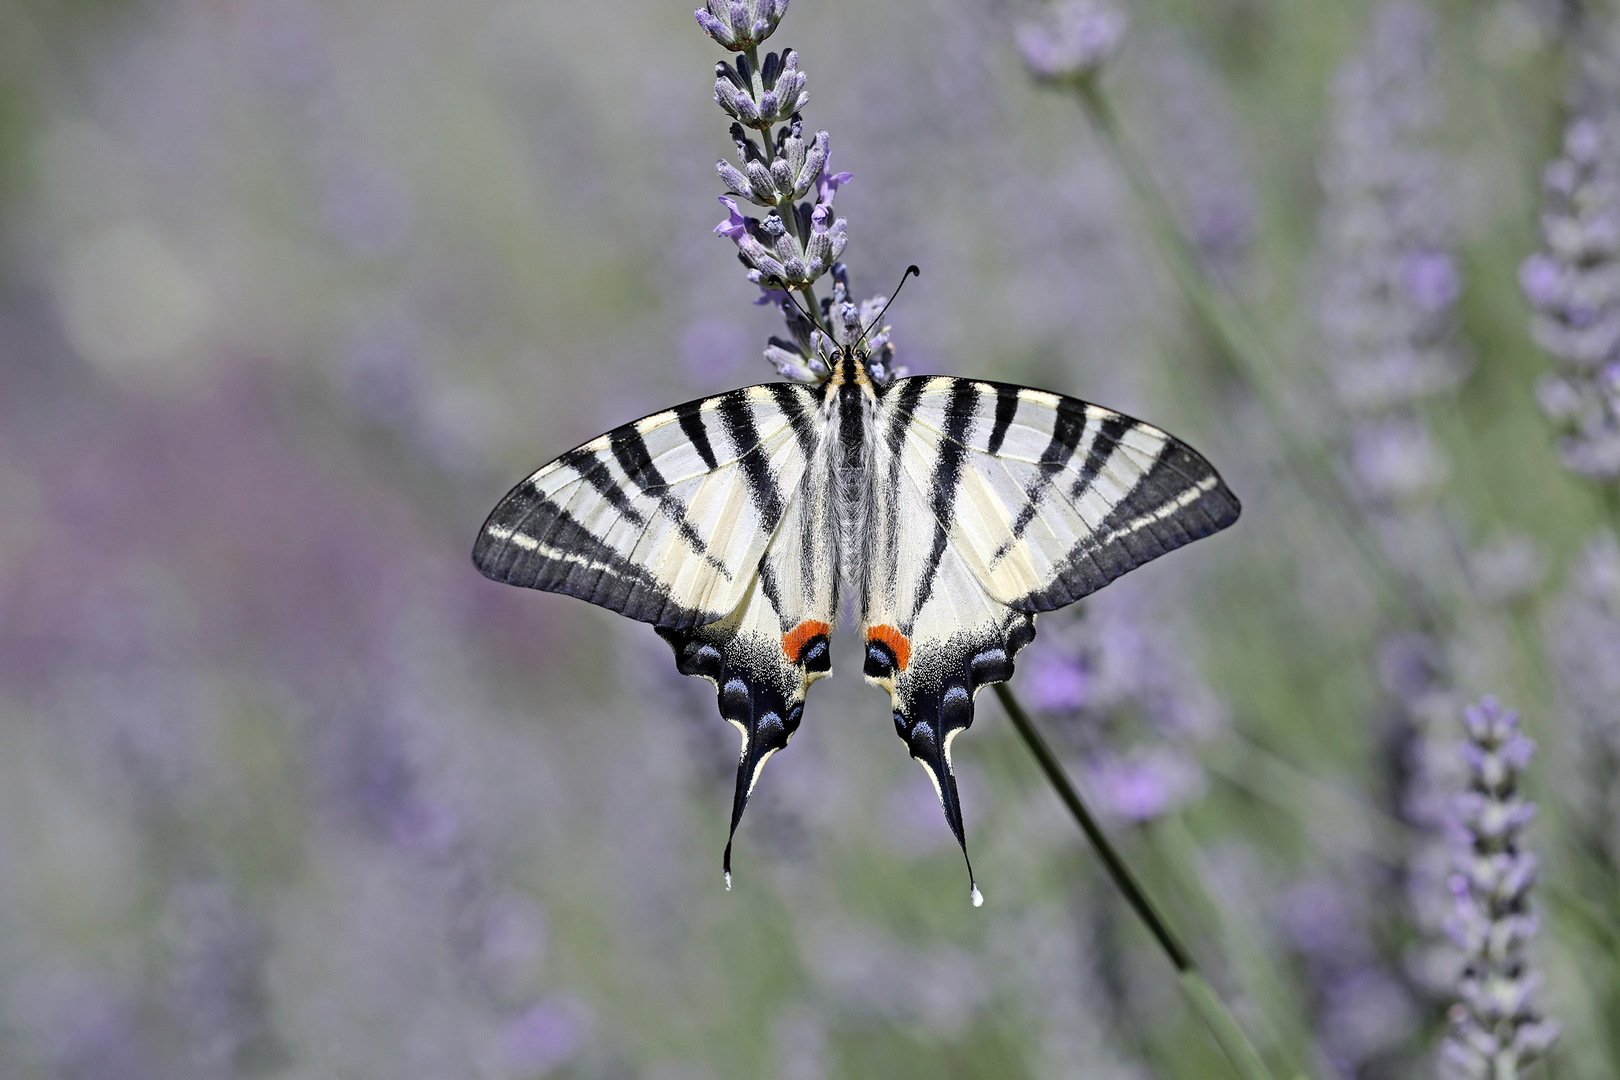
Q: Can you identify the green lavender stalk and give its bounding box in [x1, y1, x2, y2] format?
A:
[995, 683, 1280, 1080]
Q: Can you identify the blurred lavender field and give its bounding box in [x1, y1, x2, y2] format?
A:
[0, 0, 1615, 1077]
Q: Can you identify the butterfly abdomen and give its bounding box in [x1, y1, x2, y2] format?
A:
[831, 375, 876, 617]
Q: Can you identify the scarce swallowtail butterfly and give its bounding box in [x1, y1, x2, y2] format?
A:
[473, 294, 1240, 903]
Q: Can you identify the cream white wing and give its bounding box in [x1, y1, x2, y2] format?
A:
[473, 383, 822, 629]
[862, 376, 1240, 899]
[656, 430, 839, 883]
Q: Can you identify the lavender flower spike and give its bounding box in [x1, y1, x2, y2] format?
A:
[695, 0, 790, 52]
[1521, 55, 1620, 482]
[1440, 697, 1559, 1080]
[1016, 0, 1127, 83]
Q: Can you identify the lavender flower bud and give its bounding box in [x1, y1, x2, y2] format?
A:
[694, 0, 790, 51]
[763, 335, 827, 383]
[1439, 697, 1559, 1080]
[716, 159, 754, 200]
[795, 130, 829, 199]
[712, 50, 806, 128]
[730, 123, 766, 166]
[1522, 56, 1620, 483]
[1016, 0, 1127, 83]
[745, 158, 778, 202]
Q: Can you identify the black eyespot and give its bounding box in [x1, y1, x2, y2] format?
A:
[721, 677, 751, 720]
[799, 635, 831, 673]
[865, 639, 898, 679]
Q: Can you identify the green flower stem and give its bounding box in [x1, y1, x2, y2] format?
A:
[1069, 78, 1430, 629]
[992, 682, 1279, 1080]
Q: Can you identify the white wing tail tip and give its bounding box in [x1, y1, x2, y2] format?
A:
[724, 870, 733, 892]
[970, 883, 984, 908]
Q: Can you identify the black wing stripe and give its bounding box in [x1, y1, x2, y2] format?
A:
[717, 389, 784, 524]
[885, 377, 928, 453]
[1012, 443, 1241, 612]
[609, 421, 730, 566]
[610, 424, 664, 491]
[910, 379, 979, 621]
[985, 384, 1019, 456]
[556, 446, 646, 527]
[1066, 414, 1134, 502]
[767, 382, 819, 459]
[757, 558, 784, 622]
[988, 402, 1094, 557]
[676, 398, 720, 471]
[472, 492, 711, 626]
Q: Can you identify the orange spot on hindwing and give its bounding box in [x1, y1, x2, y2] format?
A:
[782, 620, 832, 670]
[865, 625, 911, 674]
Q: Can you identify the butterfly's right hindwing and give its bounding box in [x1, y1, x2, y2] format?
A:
[473, 384, 821, 629]
[861, 376, 1240, 894]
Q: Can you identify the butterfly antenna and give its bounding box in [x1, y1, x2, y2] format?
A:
[853, 264, 919, 353]
[766, 277, 826, 336]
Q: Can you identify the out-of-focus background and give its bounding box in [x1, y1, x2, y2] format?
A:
[0, 0, 1614, 1077]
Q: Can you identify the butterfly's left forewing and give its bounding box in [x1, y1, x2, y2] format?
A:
[472, 381, 839, 882]
[865, 377, 1239, 888]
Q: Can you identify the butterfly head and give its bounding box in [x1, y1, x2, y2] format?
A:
[763, 265, 917, 389]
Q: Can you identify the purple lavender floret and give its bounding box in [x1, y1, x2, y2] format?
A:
[1521, 54, 1620, 481]
[694, 0, 791, 51]
[714, 49, 808, 129]
[1318, 2, 1468, 428]
[1016, 0, 1127, 83]
[695, 0, 901, 383]
[1439, 697, 1559, 1079]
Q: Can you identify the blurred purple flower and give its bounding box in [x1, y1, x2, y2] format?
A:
[1317, 1, 1468, 519]
[1022, 589, 1227, 824]
[163, 879, 279, 1078]
[1440, 698, 1559, 1078]
[29, 978, 157, 1080]
[340, 314, 421, 427]
[1546, 530, 1620, 871]
[1521, 69, 1620, 480]
[1084, 746, 1205, 822]
[233, 0, 328, 93]
[1022, 650, 1090, 712]
[1403, 250, 1461, 311]
[1016, 0, 1128, 83]
[500, 997, 589, 1076]
[1276, 874, 1423, 1075]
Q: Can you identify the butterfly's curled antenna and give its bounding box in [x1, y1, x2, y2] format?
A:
[853, 264, 920, 353]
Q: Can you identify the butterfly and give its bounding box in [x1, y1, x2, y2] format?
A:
[473, 295, 1239, 903]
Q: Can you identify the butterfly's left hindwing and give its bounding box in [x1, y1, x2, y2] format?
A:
[655, 390, 839, 880]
